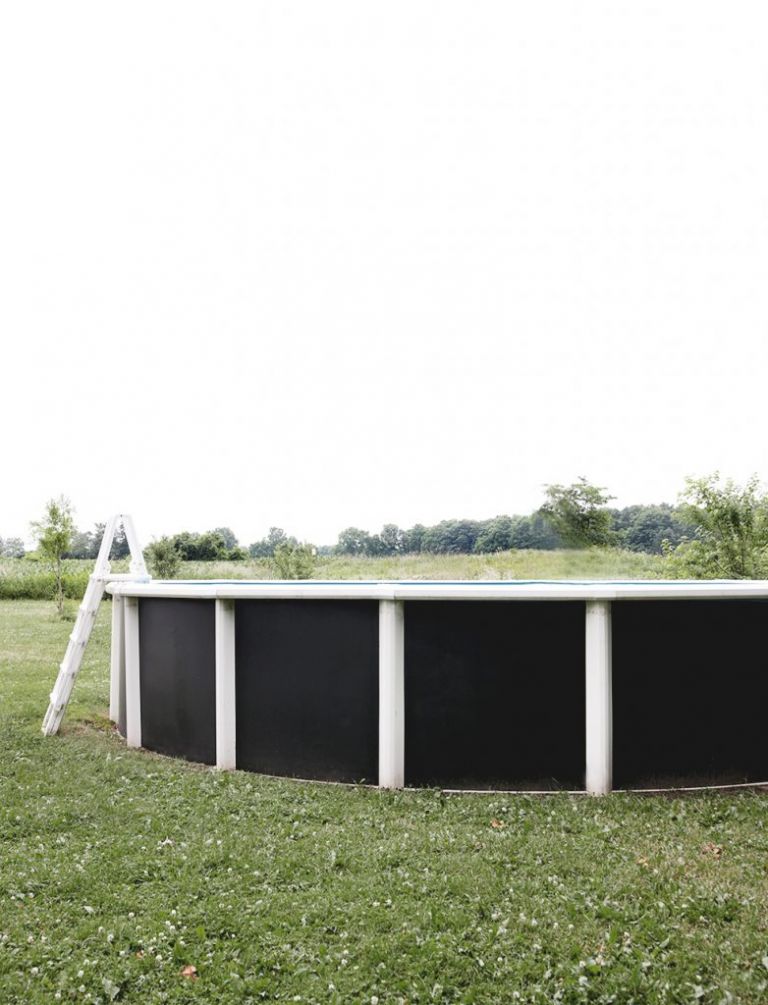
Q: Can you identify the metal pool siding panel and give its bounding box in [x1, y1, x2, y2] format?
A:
[612, 600, 768, 788]
[404, 601, 586, 789]
[235, 600, 379, 782]
[138, 599, 216, 765]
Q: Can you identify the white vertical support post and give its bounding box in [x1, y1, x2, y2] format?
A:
[585, 600, 613, 795]
[379, 599, 405, 789]
[109, 594, 125, 724]
[124, 596, 142, 749]
[215, 599, 237, 770]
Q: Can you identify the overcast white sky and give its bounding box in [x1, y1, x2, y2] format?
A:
[1, 2, 767, 547]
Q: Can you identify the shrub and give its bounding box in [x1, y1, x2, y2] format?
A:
[145, 537, 182, 579]
[666, 473, 768, 578]
[270, 542, 316, 580]
[0, 566, 89, 601]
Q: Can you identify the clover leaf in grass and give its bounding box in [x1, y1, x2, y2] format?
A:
[102, 977, 121, 1001]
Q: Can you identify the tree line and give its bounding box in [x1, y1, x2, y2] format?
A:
[331, 504, 694, 560]
[14, 474, 768, 600]
[56, 525, 246, 562]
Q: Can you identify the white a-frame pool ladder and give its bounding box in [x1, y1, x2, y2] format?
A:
[41, 514, 149, 736]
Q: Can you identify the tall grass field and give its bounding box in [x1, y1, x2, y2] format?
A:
[0, 547, 669, 602]
[2, 592, 768, 1002]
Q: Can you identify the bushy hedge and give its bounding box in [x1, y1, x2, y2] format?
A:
[0, 568, 90, 601]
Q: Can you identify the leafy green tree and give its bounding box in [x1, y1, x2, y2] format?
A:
[89, 523, 106, 559]
[65, 529, 94, 559]
[474, 516, 515, 553]
[170, 532, 198, 560]
[0, 536, 25, 558]
[248, 537, 271, 559]
[110, 525, 130, 559]
[365, 534, 388, 557]
[194, 531, 229, 560]
[402, 523, 426, 554]
[170, 530, 231, 560]
[84, 522, 130, 562]
[508, 513, 562, 550]
[380, 524, 405, 555]
[611, 504, 694, 554]
[539, 477, 615, 548]
[212, 526, 238, 552]
[31, 496, 75, 615]
[249, 527, 297, 559]
[335, 527, 373, 556]
[421, 520, 481, 554]
[145, 537, 182, 579]
[267, 527, 291, 551]
[667, 473, 768, 578]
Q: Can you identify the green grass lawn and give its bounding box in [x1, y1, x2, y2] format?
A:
[2, 600, 768, 1004]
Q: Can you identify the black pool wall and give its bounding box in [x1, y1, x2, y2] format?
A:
[404, 601, 586, 789]
[612, 600, 768, 788]
[138, 598, 216, 765]
[130, 594, 768, 791]
[235, 600, 380, 783]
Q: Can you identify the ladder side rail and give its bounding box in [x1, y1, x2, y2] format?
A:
[42, 580, 108, 735]
[42, 513, 147, 736]
[93, 515, 119, 578]
[121, 515, 149, 578]
[54, 575, 106, 676]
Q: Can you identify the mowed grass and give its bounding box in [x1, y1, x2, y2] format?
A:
[2, 602, 768, 1004]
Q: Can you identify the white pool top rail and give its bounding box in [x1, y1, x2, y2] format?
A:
[106, 579, 768, 601]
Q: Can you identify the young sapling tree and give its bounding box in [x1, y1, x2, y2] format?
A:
[31, 496, 75, 615]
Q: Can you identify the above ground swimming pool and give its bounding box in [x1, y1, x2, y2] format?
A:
[105, 580, 768, 794]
